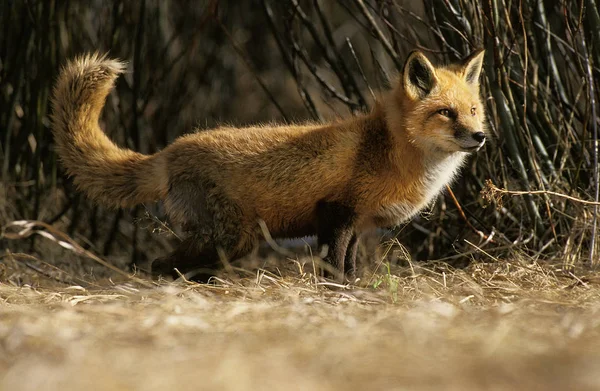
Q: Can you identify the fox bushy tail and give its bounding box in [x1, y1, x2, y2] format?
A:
[50, 53, 166, 208]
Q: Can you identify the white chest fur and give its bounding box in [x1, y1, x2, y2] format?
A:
[372, 152, 467, 227]
[421, 152, 466, 206]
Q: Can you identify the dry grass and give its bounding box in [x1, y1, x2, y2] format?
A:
[2, 2, 599, 389]
[2, 247, 600, 391]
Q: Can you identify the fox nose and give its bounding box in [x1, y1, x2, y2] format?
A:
[472, 132, 486, 143]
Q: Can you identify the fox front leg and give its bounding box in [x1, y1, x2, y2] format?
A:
[344, 234, 359, 278]
[316, 201, 356, 281]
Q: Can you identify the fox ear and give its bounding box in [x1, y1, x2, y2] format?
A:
[403, 51, 437, 100]
[461, 49, 485, 86]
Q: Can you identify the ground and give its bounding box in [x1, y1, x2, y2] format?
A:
[2, 244, 600, 391]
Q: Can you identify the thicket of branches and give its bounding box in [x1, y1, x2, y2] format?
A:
[1, 0, 599, 269]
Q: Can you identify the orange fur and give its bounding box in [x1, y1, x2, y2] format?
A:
[50, 49, 487, 278]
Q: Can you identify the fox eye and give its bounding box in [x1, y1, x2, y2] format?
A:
[438, 109, 451, 117]
[471, 106, 477, 116]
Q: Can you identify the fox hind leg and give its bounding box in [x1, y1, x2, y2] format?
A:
[151, 230, 256, 280]
[152, 183, 257, 280]
[151, 231, 214, 280]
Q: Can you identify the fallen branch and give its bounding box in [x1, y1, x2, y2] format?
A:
[446, 185, 494, 242]
[482, 179, 600, 207]
[1, 220, 154, 287]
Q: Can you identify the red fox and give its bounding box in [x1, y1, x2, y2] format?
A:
[50, 49, 486, 280]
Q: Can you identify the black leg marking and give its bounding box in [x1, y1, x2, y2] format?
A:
[316, 200, 356, 280]
[344, 234, 359, 278]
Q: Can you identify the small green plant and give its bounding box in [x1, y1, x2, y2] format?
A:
[372, 262, 400, 303]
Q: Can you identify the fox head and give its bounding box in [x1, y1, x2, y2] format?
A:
[396, 49, 487, 154]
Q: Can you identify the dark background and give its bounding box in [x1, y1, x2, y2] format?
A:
[1, 0, 599, 273]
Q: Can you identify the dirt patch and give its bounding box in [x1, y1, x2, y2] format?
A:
[2, 255, 600, 391]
